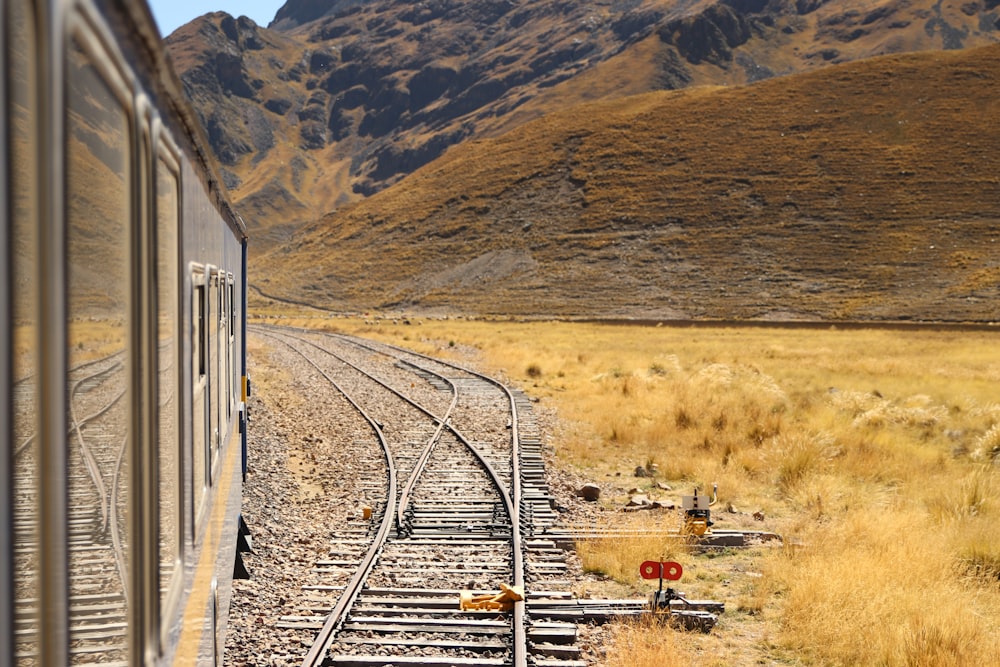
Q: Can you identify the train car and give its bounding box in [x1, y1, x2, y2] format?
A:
[2, 0, 249, 665]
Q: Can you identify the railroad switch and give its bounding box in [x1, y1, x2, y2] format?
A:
[650, 587, 684, 612]
[682, 484, 717, 536]
[640, 560, 719, 631]
[459, 583, 525, 612]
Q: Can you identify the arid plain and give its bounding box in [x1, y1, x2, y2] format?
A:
[249, 309, 1000, 666]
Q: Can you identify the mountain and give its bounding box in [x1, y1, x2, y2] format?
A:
[164, 0, 1000, 250]
[254, 43, 1000, 322]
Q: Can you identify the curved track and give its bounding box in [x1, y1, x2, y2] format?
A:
[254, 326, 529, 667]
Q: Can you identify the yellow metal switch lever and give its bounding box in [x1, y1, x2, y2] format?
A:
[459, 583, 525, 611]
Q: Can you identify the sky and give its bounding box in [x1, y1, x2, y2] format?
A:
[147, 0, 285, 36]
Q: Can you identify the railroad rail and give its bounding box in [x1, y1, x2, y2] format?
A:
[244, 326, 770, 665]
[541, 526, 783, 550]
[254, 326, 554, 667]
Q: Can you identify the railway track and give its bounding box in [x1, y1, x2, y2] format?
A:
[14, 351, 131, 665]
[253, 326, 580, 667]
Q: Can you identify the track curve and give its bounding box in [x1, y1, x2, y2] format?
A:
[253, 326, 528, 667]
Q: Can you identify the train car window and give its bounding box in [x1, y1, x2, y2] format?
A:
[218, 272, 225, 413]
[229, 278, 236, 342]
[224, 274, 232, 421]
[155, 153, 181, 629]
[228, 276, 236, 415]
[65, 32, 132, 665]
[192, 272, 208, 518]
[8, 0, 41, 663]
[195, 283, 206, 378]
[209, 271, 220, 473]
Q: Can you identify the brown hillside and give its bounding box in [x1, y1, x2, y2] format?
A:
[166, 0, 999, 251]
[256, 44, 1000, 322]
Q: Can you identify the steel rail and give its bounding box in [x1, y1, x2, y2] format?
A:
[315, 330, 528, 667]
[257, 325, 525, 666]
[252, 329, 399, 667]
[394, 394, 455, 535]
[274, 329, 519, 545]
[259, 327, 459, 532]
[266, 327, 512, 664]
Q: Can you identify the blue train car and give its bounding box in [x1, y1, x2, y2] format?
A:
[2, 1, 249, 664]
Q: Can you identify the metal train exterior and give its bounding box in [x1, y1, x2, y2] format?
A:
[2, 1, 249, 665]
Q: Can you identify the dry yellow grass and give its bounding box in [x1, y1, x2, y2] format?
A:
[603, 617, 701, 667]
[575, 512, 690, 585]
[252, 312, 1000, 665]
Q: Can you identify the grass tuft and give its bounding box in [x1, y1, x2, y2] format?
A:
[773, 434, 823, 494]
[604, 617, 698, 667]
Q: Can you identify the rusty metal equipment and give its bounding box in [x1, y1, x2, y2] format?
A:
[640, 559, 719, 632]
[681, 484, 717, 536]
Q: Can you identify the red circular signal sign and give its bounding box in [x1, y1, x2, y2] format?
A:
[639, 560, 683, 581]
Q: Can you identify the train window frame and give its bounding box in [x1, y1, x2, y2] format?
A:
[218, 269, 226, 424]
[228, 273, 236, 419]
[154, 130, 184, 652]
[64, 7, 138, 667]
[18, 0, 72, 663]
[228, 275, 236, 343]
[136, 94, 158, 667]
[196, 281, 206, 379]
[208, 266, 220, 480]
[223, 272, 232, 421]
[190, 264, 209, 530]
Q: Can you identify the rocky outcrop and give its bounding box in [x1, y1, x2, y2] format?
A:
[251, 0, 693, 189]
[659, 4, 754, 66]
[264, 97, 293, 115]
[612, 9, 668, 42]
[168, 13, 286, 166]
[269, 0, 366, 31]
[408, 65, 458, 111]
[363, 129, 467, 189]
[220, 14, 266, 50]
[204, 113, 252, 166]
[796, 0, 833, 14]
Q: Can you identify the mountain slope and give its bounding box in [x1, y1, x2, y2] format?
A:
[256, 43, 1000, 322]
[165, 0, 1000, 250]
